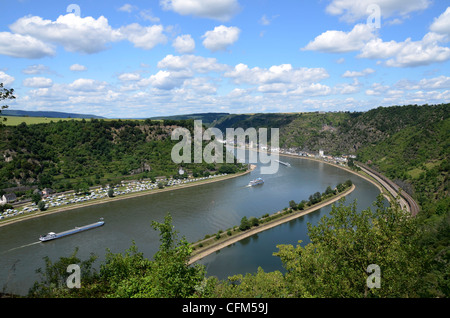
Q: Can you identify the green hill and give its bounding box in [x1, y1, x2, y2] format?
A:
[0, 119, 244, 196]
[212, 104, 449, 213]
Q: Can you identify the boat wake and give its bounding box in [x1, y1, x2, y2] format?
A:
[2, 241, 40, 254]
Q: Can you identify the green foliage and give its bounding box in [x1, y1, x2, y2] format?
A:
[28, 213, 207, 298]
[274, 196, 430, 298]
[0, 118, 243, 191]
[239, 216, 251, 231]
[212, 267, 288, 298]
[37, 200, 46, 211]
[0, 83, 15, 125]
[29, 247, 98, 297]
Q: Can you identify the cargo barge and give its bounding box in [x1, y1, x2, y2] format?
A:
[39, 219, 105, 242]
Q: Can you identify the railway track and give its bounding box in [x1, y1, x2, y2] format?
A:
[356, 163, 420, 216]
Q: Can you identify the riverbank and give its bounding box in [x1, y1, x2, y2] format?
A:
[0, 165, 256, 228]
[246, 147, 391, 201]
[189, 183, 355, 264]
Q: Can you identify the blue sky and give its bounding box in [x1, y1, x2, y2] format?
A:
[1, 0, 449, 118]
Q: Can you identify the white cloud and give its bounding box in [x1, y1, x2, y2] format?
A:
[172, 34, 195, 53]
[70, 64, 87, 72]
[119, 24, 167, 50]
[140, 70, 190, 90]
[303, 24, 376, 53]
[326, 0, 431, 23]
[22, 77, 53, 88]
[69, 78, 107, 92]
[359, 32, 450, 67]
[0, 71, 15, 86]
[118, 72, 142, 81]
[7, 14, 167, 56]
[225, 63, 329, 86]
[342, 68, 375, 77]
[202, 25, 241, 52]
[139, 9, 161, 23]
[118, 4, 138, 13]
[0, 32, 55, 58]
[396, 75, 450, 90]
[160, 0, 240, 21]
[22, 64, 52, 75]
[430, 7, 450, 35]
[10, 14, 123, 54]
[157, 54, 228, 73]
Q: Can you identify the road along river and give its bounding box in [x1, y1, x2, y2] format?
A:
[0, 153, 383, 295]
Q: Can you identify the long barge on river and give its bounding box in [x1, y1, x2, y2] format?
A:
[39, 219, 105, 242]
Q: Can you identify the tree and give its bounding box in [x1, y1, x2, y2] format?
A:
[38, 200, 46, 211]
[249, 216, 260, 227]
[29, 247, 98, 297]
[289, 200, 297, 209]
[107, 188, 114, 198]
[274, 195, 430, 298]
[31, 192, 42, 204]
[239, 216, 251, 231]
[0, 83, 15, 124]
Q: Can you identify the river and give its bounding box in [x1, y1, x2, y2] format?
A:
[0, 153, 382, 295]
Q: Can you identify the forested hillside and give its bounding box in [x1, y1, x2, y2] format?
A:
[0, 119, 244, 196]
[213, 104, 449, 212]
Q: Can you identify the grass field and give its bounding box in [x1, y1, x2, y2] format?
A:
[2, 116, 90, 126]
[1, 116, 150, 126]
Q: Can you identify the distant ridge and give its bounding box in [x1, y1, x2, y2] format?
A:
[149, 112, 230, 125]
[2, 109, 104, 119]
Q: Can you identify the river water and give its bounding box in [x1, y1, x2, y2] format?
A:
[0, 153, 382, 295]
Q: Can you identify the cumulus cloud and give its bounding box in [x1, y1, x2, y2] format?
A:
[119, 24, 167, 50]
[325, 0, 431, 23]
[70, 64, 87, 72]
[429, 7, 450, 35]
[160, 0, 240, 21]
[157, 54, 228, 73]
[139, 70, 191, 90]
[172, 34, 195, 53]
[342, 68, 375, 77]
[118, 4, 138, 13]
[118, 72, 142, 81]
[202, 25, 241, 52]
[0, 32, 55, 58]
[9, 14, 123, 54]
[225, 63, 329, 86]
[69, 78, 108, 92]
[22, 64, 52, 75]
[0, 71, 15, 86]
[303, 24, 376, 53]
[22, 77, 53, 88]
[395, 75, 450, 90]
[5, 13, 167, 57]
[359, 32, 450, 67]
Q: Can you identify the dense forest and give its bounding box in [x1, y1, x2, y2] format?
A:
[0, 118, 245, 198]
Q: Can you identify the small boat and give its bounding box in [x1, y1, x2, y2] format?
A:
[275, 159, 291, 167]
[248, 177, 264, 186]
[39, 219, 105, 242]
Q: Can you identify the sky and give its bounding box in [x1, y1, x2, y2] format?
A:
[0, 0, 449, 118]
